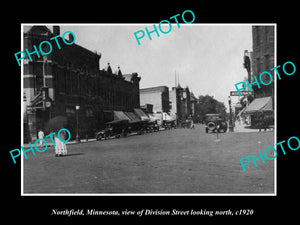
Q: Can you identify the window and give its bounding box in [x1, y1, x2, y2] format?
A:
[256, 57, 261, 75]
[33, 62, 43, 93]
[264, 26, 268, 44]
[58, 68, 65, 93]
[85, 108, 94, 117]
[72, 72, 79, 95]
[254, 26, 260, 48]
[264, 55, 269, 71]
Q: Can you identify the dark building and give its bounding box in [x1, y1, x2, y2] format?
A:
[23, 26, 141, 141]
[251, 25, 275, 99]
[169, 85, 191, 126]
[190, 92, 199, 122]
[239, 26, 275, 128]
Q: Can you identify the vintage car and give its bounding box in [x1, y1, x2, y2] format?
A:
[162, 119, 177, 129]
[204, 114, 228, 133]
[128, 120, 147, 135]
[145, 120, 160, 133]
[96, 119, 129, 140]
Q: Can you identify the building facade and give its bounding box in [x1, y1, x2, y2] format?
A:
[190, 92, 199, 122]
[251, 25, 275, 98]
[23, 26, 141, 141]
[238, 26, 275, 128]
[169, 85, 192, 126]
[140, 86, 169, 113]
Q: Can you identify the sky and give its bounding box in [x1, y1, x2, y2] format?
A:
[49, 24, 252, 110]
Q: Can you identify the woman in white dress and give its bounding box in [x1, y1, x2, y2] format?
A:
[54, 130, 67, 157]
[38, 130, 45, 147]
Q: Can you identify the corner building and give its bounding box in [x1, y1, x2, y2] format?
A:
[23, 26, 141, 141]
[251, 25, 275, 99]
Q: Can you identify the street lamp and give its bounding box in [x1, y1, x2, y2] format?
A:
[228, 96, 234, 132]
[75, 105, 80, 143]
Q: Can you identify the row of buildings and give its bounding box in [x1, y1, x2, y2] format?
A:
[23, 26, 141, 141]
[23, 26, 198, 142]
[140, 85, 198, 123]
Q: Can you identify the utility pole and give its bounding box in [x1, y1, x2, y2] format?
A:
[228, 96, 234, 132]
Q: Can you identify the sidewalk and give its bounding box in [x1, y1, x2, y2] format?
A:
[233, 122, 259, 133]
[232, 121, 274, 133]
[23, 138, 97, 148]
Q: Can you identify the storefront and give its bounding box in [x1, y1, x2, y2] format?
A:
[243, 96, 274, 129]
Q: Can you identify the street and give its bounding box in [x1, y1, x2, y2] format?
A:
[23, 124, 274, 194]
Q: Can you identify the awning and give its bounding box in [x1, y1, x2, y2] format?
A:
[162, 112, 174, 121]
[148, 113, 158, 122]
[244, 97, 273, 114]
[134, 108, 149, 121]
[124, 111, 141, 122]
[113, 111, 130, 121]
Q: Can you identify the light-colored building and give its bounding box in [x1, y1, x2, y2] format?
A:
[140, 86, 169, 113]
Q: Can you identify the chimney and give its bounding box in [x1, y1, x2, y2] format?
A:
[53, 26, 60, 36]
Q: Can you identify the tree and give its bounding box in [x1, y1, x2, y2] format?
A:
[196, 95, 227, 123]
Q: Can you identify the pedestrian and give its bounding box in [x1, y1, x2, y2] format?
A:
[190, 119, 195, 129]
[38, 130, 45, 147]
[54, 129, 67, 157]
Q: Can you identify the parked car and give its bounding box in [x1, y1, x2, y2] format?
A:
[204, 114, 227, 133]
[162, 120, 177, 129]
[128, 120, 147, 135]
[146, 120, 160, 133]
[96, 119, 129, 140]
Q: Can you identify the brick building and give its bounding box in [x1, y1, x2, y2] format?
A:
[240, 25, 275, 128]
[23, 26, 141, 141]
[251, 25, 275, 98]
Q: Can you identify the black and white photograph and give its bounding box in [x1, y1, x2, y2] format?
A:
[21, 24, 275, 195]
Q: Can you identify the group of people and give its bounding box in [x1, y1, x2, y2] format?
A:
[180, 119, 195, 129]
[38, 129, 68, 157]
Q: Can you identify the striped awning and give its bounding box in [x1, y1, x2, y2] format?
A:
[113, 111, 130, 121]
[134, 108, 149, 121]
[124, 111, 141, 122]
[244, 97, 273, 114]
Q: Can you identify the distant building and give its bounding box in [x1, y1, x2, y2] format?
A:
[23, 26, 141, 141]
[190, 92, 199, 122]
[169, 85, 192, 126]
[140, 86, 170, 113]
